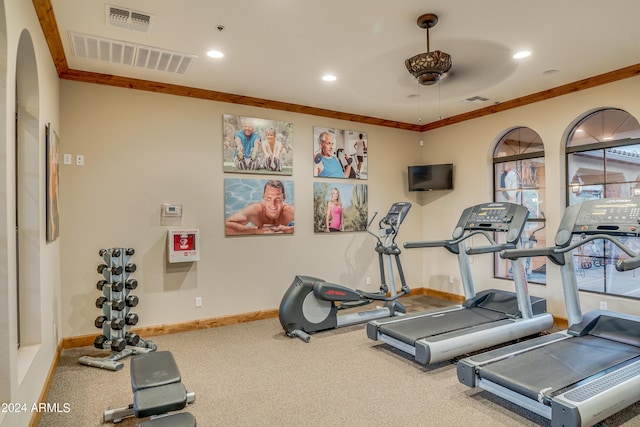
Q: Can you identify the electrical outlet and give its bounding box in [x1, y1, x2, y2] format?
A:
[366, 277, 371, 285]
[195, 297, 202, 308]
[449, 275, 454, 284]
[75, 154, 84, 166]
[600, 301, 607, 310]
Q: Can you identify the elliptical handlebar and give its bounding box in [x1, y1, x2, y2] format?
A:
[365, 211, 381, 243]
[367, 208, 403, 248]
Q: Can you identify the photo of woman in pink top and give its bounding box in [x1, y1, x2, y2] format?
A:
[326, 188, 343, 232]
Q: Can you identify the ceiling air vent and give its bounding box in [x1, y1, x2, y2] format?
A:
[69, 32, 136, 65]
[69, 32, 197, 75]
[135, 46, 196, 74]
[106, 4, 153, 33]
[463, 96, 490, 103]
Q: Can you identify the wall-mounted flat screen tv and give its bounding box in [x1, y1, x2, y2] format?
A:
[408, 164, 454, 191]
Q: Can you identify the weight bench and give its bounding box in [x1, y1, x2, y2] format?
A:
[104, 351, 196, 425]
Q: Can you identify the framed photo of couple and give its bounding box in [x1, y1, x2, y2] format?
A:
[222, 114, 293, 175]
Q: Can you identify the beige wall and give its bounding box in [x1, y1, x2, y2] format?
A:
[1, 1, 61, 426]
[59, 81, 425, 338]
[59, 76, 640, 340]
[418, 76, 640, 317]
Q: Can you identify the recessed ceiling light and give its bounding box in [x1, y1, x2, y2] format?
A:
[513, 50, 531, 59]
[207, 50, 224, 59]
[322, 74, 337, 82]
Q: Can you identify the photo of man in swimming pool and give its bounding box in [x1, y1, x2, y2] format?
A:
[224, 178, 295, 236]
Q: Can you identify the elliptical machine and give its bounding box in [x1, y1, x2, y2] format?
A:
[279, 202, 412, 342]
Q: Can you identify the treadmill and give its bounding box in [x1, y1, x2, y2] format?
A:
[457, 197, 640, 427]
[367, 202, 553, 365]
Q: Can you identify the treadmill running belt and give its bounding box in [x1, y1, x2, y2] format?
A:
[478, 335, 640, 401]
[378, 307, 507, 345]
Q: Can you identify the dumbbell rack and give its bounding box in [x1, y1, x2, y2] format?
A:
[79, 247, 157, 371]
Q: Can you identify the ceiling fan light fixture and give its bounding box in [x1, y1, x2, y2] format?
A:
[405, 13, 452, 86]
[405, 50, 452, 85]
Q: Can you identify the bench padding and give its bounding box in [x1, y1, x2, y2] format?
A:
[131, 351, 181, 391]
[133, 382, 187, 418]
[139, 411, 197, 427]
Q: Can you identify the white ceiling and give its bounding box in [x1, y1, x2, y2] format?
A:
[49, 0, 640, 126]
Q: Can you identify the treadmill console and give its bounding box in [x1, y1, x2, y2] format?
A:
[383, 202, 412, 228]
[453, 202, 529, 244]
[555, 198, 640, 246]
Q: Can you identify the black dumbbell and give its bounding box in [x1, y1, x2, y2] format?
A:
[112, 299, 126, 311]
[95, 297, 126, 311]
[95, 296, 108, 308]
[125, 332, 140, 346]
[125, 248, 135, 256]
[125, 279, 138, 290]
[124, 263, 137, 273]
[111, 338, 126, 352]
[97, 264, 123, 275]
[126, 295, 139, 307]
[95, 314, 126, 330]
[95, 315, 108, 328]
[110, 318, 125, 330]
[99, 248, 122, 257]
[94, 335, 108, 349]
[96, 280, 124, 292]
[125, 313, 139, 325]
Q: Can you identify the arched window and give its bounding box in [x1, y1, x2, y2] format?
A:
[566, 108, 640, 297]
[493, 127, 546, 284]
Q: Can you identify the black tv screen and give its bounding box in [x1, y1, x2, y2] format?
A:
[408, 164, 453, 191]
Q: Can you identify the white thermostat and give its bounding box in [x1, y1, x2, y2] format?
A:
[161, 203, 183, 218]
[167, 229, 200, 263]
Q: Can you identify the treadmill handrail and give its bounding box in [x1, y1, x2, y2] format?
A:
[501, 246, 565, 266]
[404, 239, 459, 254]
[501, 233, 639, 267]
[617, 255, 640, 272]
[553, 234, 637, 258]
[467, 243, 516, 255]
[404, 229, 497, 255]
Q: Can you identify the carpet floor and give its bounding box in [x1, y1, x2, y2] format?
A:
[39, 295, 640, 426]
